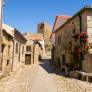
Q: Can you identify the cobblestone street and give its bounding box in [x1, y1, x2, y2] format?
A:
[0, 0, 92, 92]
[54, 73, 92, 92]
[0, 60, 92, 92]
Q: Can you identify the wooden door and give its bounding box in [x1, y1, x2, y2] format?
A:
[25, 54, 31, 65]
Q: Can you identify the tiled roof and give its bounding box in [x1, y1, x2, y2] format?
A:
[14, 29, 27, 42]
[31, 34, 43, 41]
[54, 7, 92, 33]
[53, 15, 71, 32]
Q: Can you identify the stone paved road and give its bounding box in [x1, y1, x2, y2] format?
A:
[38, 60, 92, 92]
[54, 74, 92, 92]
[0, 60, 92, 92]
[0, 65, 38, 92]
[0, 62, 57, 92]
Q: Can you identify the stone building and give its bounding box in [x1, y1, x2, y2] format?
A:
[51, 16, 71, 61]
[23, 32, 33, 65]
[1, 23, 14, 72]
[0, 23, 27, 72]
[37, 22, 52, 54]
[23, 32, 45, 65]
[53, 6, 92, 73]
[12, 29, 27, 71]
[33, 33, 45, 62]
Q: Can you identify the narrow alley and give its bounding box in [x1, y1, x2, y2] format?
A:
[0, 1, 92, 92]
[0, 59, 92, 92]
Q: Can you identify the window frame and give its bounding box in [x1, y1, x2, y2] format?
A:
[15, 42, 18, 54]
[26, 45, 31, 52]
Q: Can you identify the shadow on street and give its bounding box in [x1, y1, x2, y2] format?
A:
[39, 59, 70, 78]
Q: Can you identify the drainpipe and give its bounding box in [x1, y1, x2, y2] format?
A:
[79, 14, 83, 70]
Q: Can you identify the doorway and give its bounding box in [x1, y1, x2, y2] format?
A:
[25, 54, 31, 65]
[62, 54, 66, 66]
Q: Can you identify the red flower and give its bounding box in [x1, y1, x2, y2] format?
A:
[80, 32, 88, 38]
[80, 33, 84, 37]
[84, 45, 89, 49]
[83, 38, 88, 42]
[81, 31, 87, 35]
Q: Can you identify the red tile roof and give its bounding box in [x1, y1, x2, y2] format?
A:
[30, 34, 43, 41]
[53, 15, 71, 32]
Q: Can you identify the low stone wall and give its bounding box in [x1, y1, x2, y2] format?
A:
[70, 71, 92, 82]
[83, 54, 92, 73]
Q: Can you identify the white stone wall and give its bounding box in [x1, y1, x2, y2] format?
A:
[38, 40, 45, 58]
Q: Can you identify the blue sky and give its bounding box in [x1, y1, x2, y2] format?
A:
[3, 0, 92, 33]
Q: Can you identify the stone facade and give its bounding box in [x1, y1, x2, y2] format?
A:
[33, 33, 45, 62]
[23, 33, 45, 65]
[37, 22, 52, 54]
[23, 32, 34, 64]
[54, 6, 92, 73]
[33, 41, 43, 62]
[1, 24, 14, 73]
[12, 29, 27, 71]
[0, 24, 27, 73]
[51, 16, 71, 61]
[0, 23, 27, 73]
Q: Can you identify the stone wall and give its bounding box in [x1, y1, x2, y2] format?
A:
[54, 8, 92, 73]
[55, 15, 80, 67]
[13, 31, 26, 71]
[83, 54, 92, 73]
[24, 40, 34, 64]
[24, 32, 44, 64]
[2, 31, 13, 73]
[13, 40, 25, 71]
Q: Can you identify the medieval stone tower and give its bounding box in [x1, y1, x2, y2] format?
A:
[37, 22, 52, 55]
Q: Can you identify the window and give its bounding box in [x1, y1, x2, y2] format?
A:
[22, 46, 24, 54]
[40, 24, 44, 29]
[2, 44, 5, 53]
[26, 46, 31, 52]
[16, 43, 18, 54]
[8, 45, 10, 55]
[7, 60, 10, 65]
[58, 36, 61, 45]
